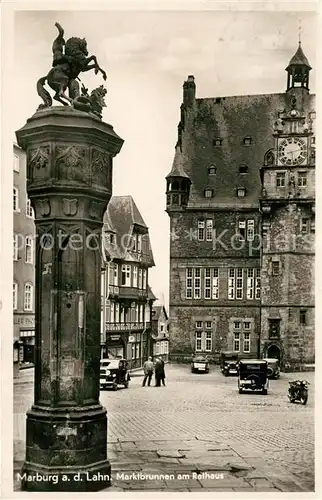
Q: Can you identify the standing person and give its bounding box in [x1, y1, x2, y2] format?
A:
[154, 357, 163, 387]
[160, 355, 166, 386]
[142, 356, 154, 387]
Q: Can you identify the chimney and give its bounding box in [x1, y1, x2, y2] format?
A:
[183, 75, 196, 107]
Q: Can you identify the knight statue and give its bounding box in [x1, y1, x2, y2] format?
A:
[37, 22, 107, 109]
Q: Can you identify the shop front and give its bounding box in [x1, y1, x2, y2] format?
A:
[13, 314, 35, 366]
[104, 333, 127, 359]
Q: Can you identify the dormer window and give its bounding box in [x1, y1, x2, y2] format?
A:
[243, 137, 252, 146]
[204, 189, 214, 198]
[213, 138, 222, 147]
[237, 187, 246, 198]
[239, 165, 248, 174]
[110, 233, 115, 245]
[208, 166, 216, 175]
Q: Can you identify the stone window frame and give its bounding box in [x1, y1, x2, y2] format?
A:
[243, 332, 250, 353]
[206, 219, 213, 241]
[195, 330, 212, 352]
[194, 268, 201, 299]
[186, 268, 193, 299]
[255, 269, 261, 299]
[276, 171, 286, 187]
[205, 331, 212, 351]
[197, 220, 205, 241]
[236, 187, 246, 198]
[236, 268, 243, 299]
[233, 332, 240, 352]
[195, 331, 203, 352]
[272, 261, 280, 276]
[243, 137, 252, 146]
[247, 268, 261, 300]
[297, 171, 307, 188]
[25, 235, 34, 265]
[204, 188, 214, 198]
[26, 198, 34, 218]
[13, 186, 20, 212]
[299, 309, 307, 325]
[239, 165, 249, 174]
[204, 268, 219, 300]
[300, 217, 310, 234]
[24, 283, 33, 311]
[246, 219, 255, 242]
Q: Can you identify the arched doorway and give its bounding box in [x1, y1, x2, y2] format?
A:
[267, 344, 281, 360]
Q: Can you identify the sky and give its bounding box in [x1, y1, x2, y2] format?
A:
[13, 7, 317, 308]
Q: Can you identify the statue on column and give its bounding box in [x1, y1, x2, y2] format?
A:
[37, 22, 107, 112]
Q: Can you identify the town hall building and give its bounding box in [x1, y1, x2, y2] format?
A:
[166, 42, 315, 369]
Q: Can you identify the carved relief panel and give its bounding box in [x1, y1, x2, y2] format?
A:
[27, 145, 51, 184]
[91, 148, 112, 189]
[55, 144, 90, 184]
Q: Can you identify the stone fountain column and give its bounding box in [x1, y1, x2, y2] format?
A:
[16, 106, 123, 491]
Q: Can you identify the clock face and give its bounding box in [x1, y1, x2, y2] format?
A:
[278, 137, 307, 166]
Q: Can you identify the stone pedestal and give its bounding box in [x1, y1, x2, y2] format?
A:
[16, 107, 123, 491]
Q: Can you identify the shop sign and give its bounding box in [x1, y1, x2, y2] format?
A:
[14, 315, 35, 327]
[110, 335, 120, 341]
[128, 335, 135, 343]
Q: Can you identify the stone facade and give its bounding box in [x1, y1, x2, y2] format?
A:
[100, 196, 156, 369]
[166, 44, 315, 368]
[151, 305, 169, 361]
[13, 145, 36, 374]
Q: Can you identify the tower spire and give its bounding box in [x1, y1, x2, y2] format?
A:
[285, 38, 311, 92]
[298, 19, 302, 45]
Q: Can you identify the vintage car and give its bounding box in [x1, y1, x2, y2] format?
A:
[100, 358, 130, 390]
[238, 359, 269, 394]
[220, 351, 239, 376]
[263, 357, 280, 379]
[191, 355, 209, 373]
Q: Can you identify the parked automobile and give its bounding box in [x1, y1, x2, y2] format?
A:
[288, 380, 309, 405]
[220, 351, 239, 376]
[100, 358, 130, 390]
[238, 359, 269, 394]
[191, 355, 209, 373]
[263, 357, 280, 379]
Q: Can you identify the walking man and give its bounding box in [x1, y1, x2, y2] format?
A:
[160, 355, 166, 386]
[142, 356, 154, 387]
[155, 356, 166, 387]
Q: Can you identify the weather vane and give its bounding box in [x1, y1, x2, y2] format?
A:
[298, 19, 302, 45]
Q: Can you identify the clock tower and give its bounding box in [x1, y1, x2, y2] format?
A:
[259, 58, 315, 368]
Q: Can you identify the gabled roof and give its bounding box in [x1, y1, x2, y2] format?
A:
[286, 43, 312, 69]
[166, 145, 191, 179]
[103, 195, 155, 266]
[147, 285, 157, 301]
[152, 305, 168, 321]
[176, 91, 315, 208]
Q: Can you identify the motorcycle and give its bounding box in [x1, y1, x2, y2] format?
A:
[288, 380, 309, 405]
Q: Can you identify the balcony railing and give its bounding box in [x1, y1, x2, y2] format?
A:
[105, 321, 151, 333]
[108, 285, 148, 300]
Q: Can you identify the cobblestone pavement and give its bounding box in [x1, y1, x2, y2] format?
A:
[14, 364, 314, 492]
